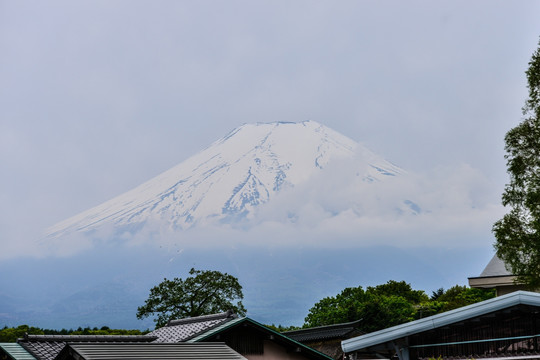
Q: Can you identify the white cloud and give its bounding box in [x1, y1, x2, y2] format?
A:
[4, 160, 503, 261]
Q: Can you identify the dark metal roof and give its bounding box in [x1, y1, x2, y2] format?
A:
[54, 343, 247, 360]
[18, 335, 156, 360]
[0, 343, 37, 360]
[284, 320, 362, 342]
[149, 311, 237, 343]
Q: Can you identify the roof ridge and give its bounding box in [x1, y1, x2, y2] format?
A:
[284, 319, 362, 334]
[21, 334, 156, 342]
[166, 310, 236, 326]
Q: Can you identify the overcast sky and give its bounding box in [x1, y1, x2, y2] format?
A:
[2, 1, 540, 259]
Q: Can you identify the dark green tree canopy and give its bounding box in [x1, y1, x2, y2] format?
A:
[303, 281, 494, 332]
[493, 39, 540, 288]
[367, 279, 428, 303]
[136, 268, 246, 328]
[303, 280, 427, 332]
[433, 285, 495, 311]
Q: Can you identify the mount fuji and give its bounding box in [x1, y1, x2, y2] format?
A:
[4, 121, 494, 330]
[46, 121, 410, 239]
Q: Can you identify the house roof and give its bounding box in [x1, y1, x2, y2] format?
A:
[186, 316, 333, 360]
[284, 320, 362, 342]
[18, 334, 156, 360]
[341, 290, 540, 353]
[479, 254, 512, 276]
[54, 343, 247, 360]
[149, 311, 237, 343]
[0, 343, 37, 360]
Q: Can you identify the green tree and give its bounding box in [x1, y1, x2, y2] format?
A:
[430, 288, 445, 301]
[264, 324, 301, 332]
[368, 280, 429, 304]
[435, 285, 495, 312]
[0, 325, 44, 342]
[303, 281, 424, 332]
[361, 294, 416, 332]
[136, 268, 246, 328]
[493, 39, 540, 288]
[304, 286, 368, 328]
[303, 281, 494, 332]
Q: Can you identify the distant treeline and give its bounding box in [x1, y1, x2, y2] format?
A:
[0, 325, 147, 343]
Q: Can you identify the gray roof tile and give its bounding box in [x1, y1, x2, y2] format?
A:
[149, 311, 236, 343]
[55, 343, 247, 360]
[18, 339, 65, 360]
[18, 335, 156, 360]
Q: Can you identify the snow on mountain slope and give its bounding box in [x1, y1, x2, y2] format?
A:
[46, 121, 403, 238]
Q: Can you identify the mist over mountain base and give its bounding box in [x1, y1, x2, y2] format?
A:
[1, 121, 499, 330]
[0, 242, 492, 330]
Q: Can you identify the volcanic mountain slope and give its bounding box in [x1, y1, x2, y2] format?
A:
[46, 121, 404, 238]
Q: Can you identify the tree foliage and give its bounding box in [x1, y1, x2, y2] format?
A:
[264, 324, 301, 333]
[136, 268, 246, 328]
[435, 285, 495, 310]
[493, 39, 540, 288]
[304, 281, 426, 332]
[367, 280, 428, 304]
[0, 325, 43, 343]
[303, 281, 494, 332]
[419, 285, 495, 317]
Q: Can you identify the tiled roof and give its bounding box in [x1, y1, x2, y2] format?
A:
[55, 342, 247, 360]
[17, 339, 63, 360]
[149, 311, 237, 343]
[284, 320, 362, 342]
[0, 343, 37, 360]
[18, 334, 156, 360]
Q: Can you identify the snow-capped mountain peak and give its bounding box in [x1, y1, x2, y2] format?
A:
[46, 121, 402, 238]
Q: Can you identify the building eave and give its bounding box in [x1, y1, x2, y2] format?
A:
[468, 275, 519, 288]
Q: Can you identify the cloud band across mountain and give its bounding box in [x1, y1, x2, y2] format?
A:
[40, 121, 502, 256]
